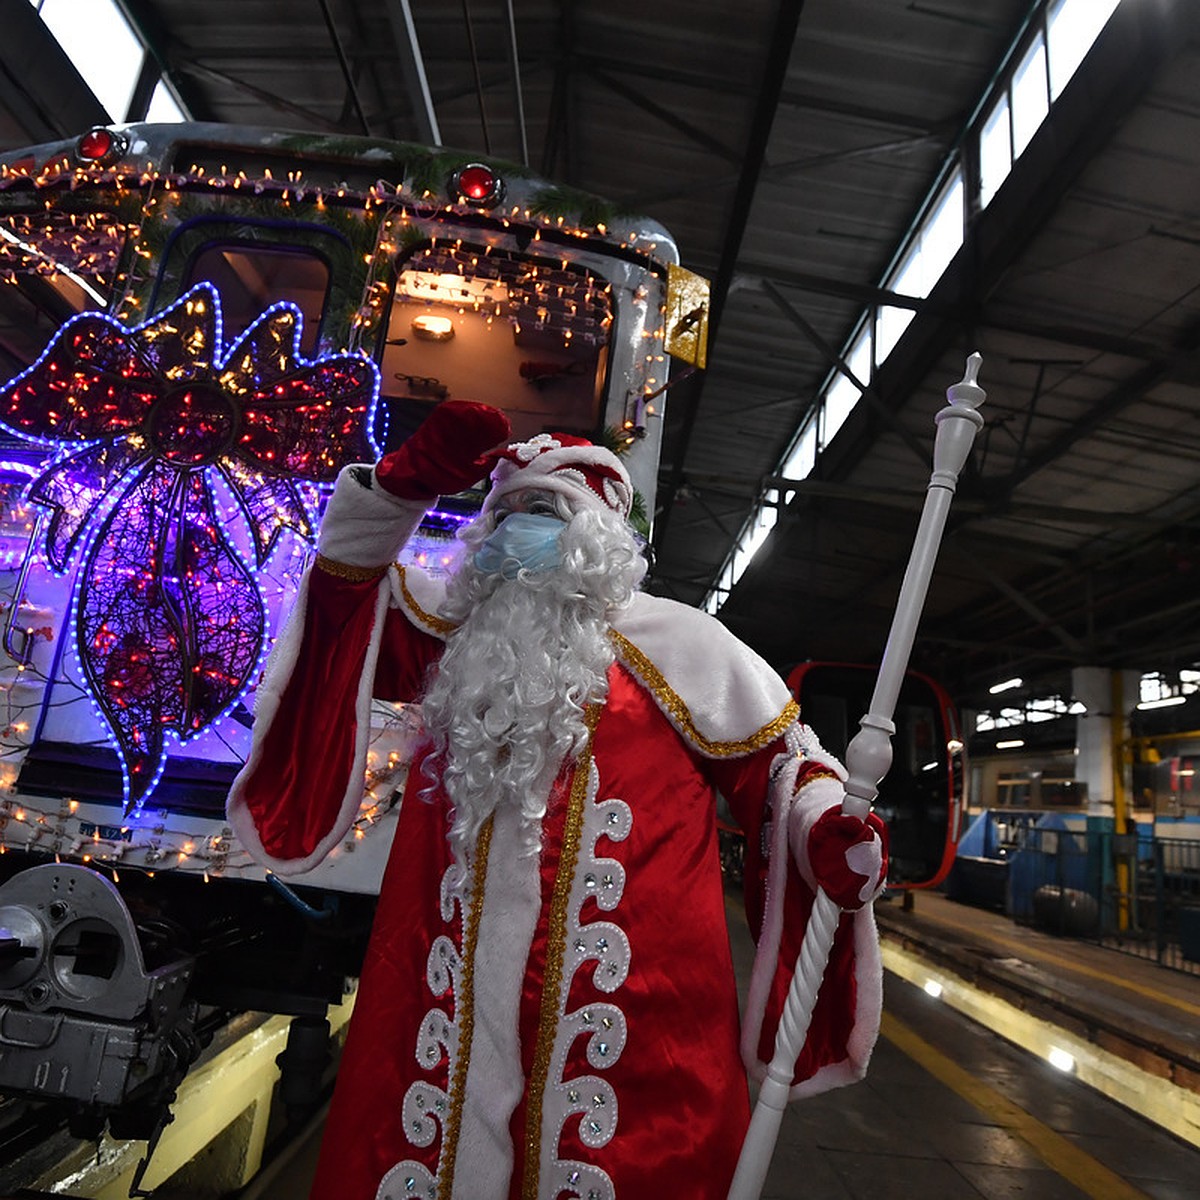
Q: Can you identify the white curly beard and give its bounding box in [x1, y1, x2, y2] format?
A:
[418, 505, 646, 873]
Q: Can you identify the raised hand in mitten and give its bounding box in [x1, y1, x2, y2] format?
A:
[375, 400, 511, 500]
[807, 808, 889, 910]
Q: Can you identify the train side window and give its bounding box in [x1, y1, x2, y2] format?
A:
[184, 243, 331, 356]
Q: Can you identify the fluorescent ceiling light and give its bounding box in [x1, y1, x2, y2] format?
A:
[989, 677, 1023, 694]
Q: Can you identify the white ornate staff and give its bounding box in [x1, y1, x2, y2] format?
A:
[726, 353, 987, 1200]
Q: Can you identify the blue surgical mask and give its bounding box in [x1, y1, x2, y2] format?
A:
[474, 512, 564, 579]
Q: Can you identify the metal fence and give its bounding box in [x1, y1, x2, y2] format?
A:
[1006, 826, 1200, 976]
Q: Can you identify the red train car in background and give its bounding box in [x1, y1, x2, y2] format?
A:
[787, 662, 965, 890]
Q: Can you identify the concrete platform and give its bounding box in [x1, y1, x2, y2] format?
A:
[874, 888, 1200, 1147]
[243, 888, 1200, 1200]
[15, 886, 1200, 1198]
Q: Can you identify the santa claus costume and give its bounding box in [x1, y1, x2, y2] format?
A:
[227, 402, 887, 1200]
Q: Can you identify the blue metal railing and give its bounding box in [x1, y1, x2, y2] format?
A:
[945, 811, 1200, 976]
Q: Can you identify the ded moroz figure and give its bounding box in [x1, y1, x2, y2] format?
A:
[227, 399, 888, 1200]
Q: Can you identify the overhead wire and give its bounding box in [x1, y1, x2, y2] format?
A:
[503, 0, 530, 167]
[460, 0, 492, 154]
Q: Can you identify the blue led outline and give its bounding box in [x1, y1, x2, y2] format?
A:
[210, 463, 312, 571]
[206, 281, 383, 462]
[205, 462, 308, 577]
[72, 458, 193, 809]
[0, 461, 39, 479]
[30, 441, 146, 574]
[0, 280, 384, 815]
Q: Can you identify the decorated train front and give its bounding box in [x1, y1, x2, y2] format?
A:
[0, 123, 703, 1137]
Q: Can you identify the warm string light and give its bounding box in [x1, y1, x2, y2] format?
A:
[0, 155, 667, 309]
[392, 241, 613, 354]
[0, 731, 408, 874]
[0, 147, 677, 829]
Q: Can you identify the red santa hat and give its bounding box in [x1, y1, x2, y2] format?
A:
[483, 432, 633, 520]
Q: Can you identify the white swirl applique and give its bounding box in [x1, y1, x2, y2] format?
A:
[540, 760, 632, 1200]
[376, 865, 465, 1200]
[513, 433, 562, 461]
[601, 477, 626, 511]
[376, 1163, 436, 1200]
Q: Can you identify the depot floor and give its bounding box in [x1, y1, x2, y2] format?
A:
[245, 888, 1200, 1200]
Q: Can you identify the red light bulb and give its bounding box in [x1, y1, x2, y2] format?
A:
[77, 129, 115, 162]
[455, 164, 501, 206]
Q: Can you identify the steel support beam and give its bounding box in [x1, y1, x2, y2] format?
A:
[818, 0, 1191, 493]
[114, 0, 216, 121]
[582, 64, 742, 164]
[655, 0, 810, 545]
[540, 4, 572, 177]
[182, 62, 345, 133]
[0, 0, 108, 141]
[761, 278, 932, 466]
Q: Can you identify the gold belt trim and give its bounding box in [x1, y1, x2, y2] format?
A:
[522, 706, 601, 1199]
[314, 553, 392, 582]
[395, 563, 458, 636]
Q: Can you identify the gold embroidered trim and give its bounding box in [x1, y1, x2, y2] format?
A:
[395, 564, 458, 636]
[438, 817, 493, 1200]
[313, 553, 392, 582]
[794, 767, 841, 790]
[609, 629, 799, 756]
[522, 706, 601, 1200]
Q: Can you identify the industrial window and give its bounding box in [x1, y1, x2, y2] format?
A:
[979, 95, 1013, 209]
[702, 0, 1128, 615]
[1048, 0, 1122, 100]
[29, 0, 143, 122]
[977, 0, 1124, 211]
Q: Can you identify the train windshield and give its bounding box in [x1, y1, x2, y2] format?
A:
[383, 242, 613, 445]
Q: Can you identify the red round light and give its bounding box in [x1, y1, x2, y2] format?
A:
[456, 164, 500, 204]
[77, 128, 116, 162]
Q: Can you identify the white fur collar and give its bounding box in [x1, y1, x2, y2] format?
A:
[392, 571, 796, 760]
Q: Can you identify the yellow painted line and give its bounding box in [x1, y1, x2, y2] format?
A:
[32, 996, 356, 1196]
[898, 905, 1200, 1022]
[882, 1011, 1152, 1200]
[882, 941, 1200, 1151]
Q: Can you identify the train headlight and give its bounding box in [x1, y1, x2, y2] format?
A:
[76, 128, 128, 166]
[452, 163, 504, 208]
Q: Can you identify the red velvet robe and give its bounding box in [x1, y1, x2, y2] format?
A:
[228, 500, 881, 1200]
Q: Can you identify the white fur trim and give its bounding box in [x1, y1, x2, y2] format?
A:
[452, 807, 542, 1200]
[739, 739, 801, 1084]
[487, 443, 632, 519]
[739, 744, 882, 1099]
[610, 593, 795, 757]
[389, 580, 796, 754]
[226, 567, 394, 876]
[317, 464, 430, 567]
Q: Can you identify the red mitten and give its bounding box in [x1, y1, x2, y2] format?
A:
[375, 400, 511, 500]
[807, 809, 889, 910]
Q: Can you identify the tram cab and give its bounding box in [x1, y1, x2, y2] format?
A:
[0, 122, 706, 1145]
[787, 661, 966, 889]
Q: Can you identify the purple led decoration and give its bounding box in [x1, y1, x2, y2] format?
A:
[0, 282, 382, 812]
